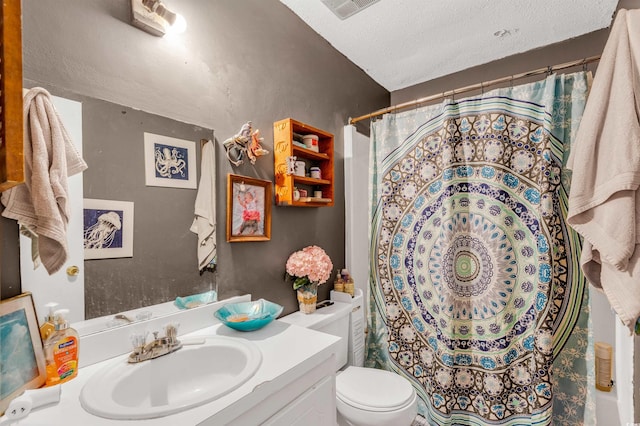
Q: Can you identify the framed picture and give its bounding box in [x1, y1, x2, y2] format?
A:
[144, 132, 197, 189]
[226, 174, 271, 242]
[83, 199, 134, 259]
[0, 292, 46, 415]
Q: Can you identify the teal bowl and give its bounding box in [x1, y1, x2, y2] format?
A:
[214, 299, 284, 331]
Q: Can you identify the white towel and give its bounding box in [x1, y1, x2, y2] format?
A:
[190, 140, 217, 270]
[567, 9, 640, 332]
[1, 87, 87, 274]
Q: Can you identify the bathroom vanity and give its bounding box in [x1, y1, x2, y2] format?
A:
[18, 296, 340, 425]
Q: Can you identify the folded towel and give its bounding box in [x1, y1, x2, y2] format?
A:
[567, 9, 640, 332]
[190, 139, 217, 270]
[1, 88, 87, 274]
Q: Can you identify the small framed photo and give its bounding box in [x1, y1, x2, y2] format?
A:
[83, 199, 134, 259]
[0, 293, 46, 415]
[226, 174, 271, 242]
[144, 132, 197, 189]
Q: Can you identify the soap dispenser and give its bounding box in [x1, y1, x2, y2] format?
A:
[44, 309, 79, 386]
[39, 302, 58, 340]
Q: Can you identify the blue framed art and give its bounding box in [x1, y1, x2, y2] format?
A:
[144, 133, 197, 189]
[83, 199, 134, 260]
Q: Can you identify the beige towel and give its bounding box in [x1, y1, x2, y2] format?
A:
[567, 9, 640, 332]
[190, 140, 217, 270]
[1, 87, 87, 274]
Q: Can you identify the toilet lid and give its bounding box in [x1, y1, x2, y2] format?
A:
[336, 367, 414, 412]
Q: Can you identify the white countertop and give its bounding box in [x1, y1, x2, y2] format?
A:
[19, 313, 339, 425]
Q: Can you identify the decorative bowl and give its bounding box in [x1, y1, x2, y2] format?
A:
[174, 290, 218, 310]
[214, 299, 283, 331]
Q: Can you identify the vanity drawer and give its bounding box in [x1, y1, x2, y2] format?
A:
[262, 375, 336, 426]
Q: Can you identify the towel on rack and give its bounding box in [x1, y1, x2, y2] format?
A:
[567, 9, 640, 332]
[190, 139, 217, 270]
[1, 87, 87, 274]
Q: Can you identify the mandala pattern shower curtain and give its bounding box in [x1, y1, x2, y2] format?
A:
[366, 73, 594, 425]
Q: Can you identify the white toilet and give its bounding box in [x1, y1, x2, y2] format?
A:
[280, 301, 417, 426]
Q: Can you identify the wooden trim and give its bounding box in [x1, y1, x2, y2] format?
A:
[226, 174, 272, 242]
[0, 0, 24, 192]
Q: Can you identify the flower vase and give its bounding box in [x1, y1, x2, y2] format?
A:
[297, 282, 318, 314]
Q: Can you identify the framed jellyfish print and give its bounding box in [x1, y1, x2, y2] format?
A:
[83, 199, 134, 260]
[143, 133, 197, 189]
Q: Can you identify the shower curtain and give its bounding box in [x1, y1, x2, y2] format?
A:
[366, 72, 594, 425]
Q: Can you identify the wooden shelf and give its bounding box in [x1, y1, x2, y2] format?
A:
[293, 176, 331, 186]
[292, 146, 330, 161]
[0, 0, 24, 192]
[273, 118, 334, 207]
[291, 198, 333, 207]
[298, 197, 332, 203]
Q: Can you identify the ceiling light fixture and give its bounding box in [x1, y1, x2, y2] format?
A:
[131, 0, 186, 37]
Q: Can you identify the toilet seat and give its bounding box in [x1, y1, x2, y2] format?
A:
[336, 366, 415, 412]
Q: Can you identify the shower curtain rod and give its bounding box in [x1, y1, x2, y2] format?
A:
[349, 55, 601, 125]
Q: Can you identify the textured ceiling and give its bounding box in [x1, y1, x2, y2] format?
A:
[280, 0, 618, 91]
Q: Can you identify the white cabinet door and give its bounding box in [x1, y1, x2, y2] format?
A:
[20, 95, 85, 324]
[262, 376, 336, 426]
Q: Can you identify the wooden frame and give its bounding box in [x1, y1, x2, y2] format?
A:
[226, 174, 271, 242]
[0, 0, 24, 192]
[0, 293, 46, 415]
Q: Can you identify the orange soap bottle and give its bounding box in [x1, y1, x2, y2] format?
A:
[44, 309, 79, 386]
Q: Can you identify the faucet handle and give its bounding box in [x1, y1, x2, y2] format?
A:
[130, 332, 148, 349]
[164, 323, 181, 345]
[164, 323, 180, 338]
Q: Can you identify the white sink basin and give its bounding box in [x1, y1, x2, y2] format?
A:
[80, 336, 262, 420]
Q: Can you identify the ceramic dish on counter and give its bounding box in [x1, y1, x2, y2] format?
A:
[214, 299, 283, 331]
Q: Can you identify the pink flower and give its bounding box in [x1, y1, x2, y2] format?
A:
[286, 245, 333, 288]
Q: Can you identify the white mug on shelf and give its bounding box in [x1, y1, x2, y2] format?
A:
[310, 167, 321, 179]
[294, 161, 306, 177]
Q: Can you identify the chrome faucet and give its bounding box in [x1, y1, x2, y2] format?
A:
[128, 324, 182, 363]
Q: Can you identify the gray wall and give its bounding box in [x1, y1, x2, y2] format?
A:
[1, 0, 389, 317]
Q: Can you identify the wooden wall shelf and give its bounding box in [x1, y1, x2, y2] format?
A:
[0, 0, 24, 192]
[273, 118, 334, 207]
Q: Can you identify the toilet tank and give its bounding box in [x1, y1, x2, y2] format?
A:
[279, 302, 351, 370]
